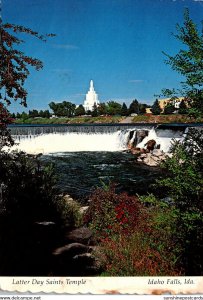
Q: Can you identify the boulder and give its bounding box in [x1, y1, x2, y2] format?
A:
[53, 243, 89, 257]
[145, 139, 156, 152]
[65, 227, 93, 245]
[152, 149, 163, 157]
[79, 206, 89, 216]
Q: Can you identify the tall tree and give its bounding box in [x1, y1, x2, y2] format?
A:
[0, 23, 54, 107]
[75, 104, 85, 116]
[91, 103, 99, 117]
[161, 9, 203, 114]
[129, 99, 139, 114]
[151, 99, 161, 115]
[121, 102, 128, 116]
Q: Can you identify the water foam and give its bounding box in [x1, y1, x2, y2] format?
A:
[10, 131, 130, 154]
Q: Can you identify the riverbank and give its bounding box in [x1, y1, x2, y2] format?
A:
[13, 113, 203, 125]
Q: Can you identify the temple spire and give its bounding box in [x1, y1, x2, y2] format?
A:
[83, 80, 100, 111]
[90, 80, 94, 91]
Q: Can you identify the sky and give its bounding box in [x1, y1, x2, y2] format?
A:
[2, 0, 203, 112]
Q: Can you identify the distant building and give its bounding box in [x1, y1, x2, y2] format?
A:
[158, 97, 189, 112]
[83, 80, 100, 111]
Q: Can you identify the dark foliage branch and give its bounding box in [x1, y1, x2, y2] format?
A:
[0, 22, 55, 107]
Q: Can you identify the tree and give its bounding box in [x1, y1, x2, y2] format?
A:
[151, 99, 161, 115]
[106, 101, 122, 115]
[0, 17, 54, 148]
[156, 128, 203, 274]
[29, 109, 39, 118]
[91, 103, 98, 117]
[0, 23, 54, 107]
[138, 103, 148, 114]
[49, 101, 75, 117]
[163, 103, 176, 115]
[75, 104, 85, 116]
[97, 103, 107, 115]
[178, 100, 188, 114]
[129, 99, 139, 115]
[121, 102, 128, 116]
[0, 103, 14, 149]
[161, 9, 203, 114]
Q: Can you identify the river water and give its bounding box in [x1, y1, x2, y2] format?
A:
[9, 123, 198, 203]
[41, 151, 160, 203]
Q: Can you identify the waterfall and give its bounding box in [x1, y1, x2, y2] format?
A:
[6, 123, 194, 154]
[9, 131, 131, 154]
[136, 128, 184, 152]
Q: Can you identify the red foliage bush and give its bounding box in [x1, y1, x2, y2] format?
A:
[84, 184, 149, 238]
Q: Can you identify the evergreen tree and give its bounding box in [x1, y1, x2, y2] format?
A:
[121, 102, 128, 116]
[138, 103, 148, 114]
[91, 103, 99, 117]
[129, 99, 139, 114]
[75, 104, 85, 116]
[151, 99, 161, 115]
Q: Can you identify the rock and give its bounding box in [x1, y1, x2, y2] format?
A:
[63, 194, 74, 203]
[65, 227, 93, 245]
[145, 139, 156, 152]
[140, 153, 147, 158]
[79, 206, 89, 216]
[152, 149, 163, 157]
[53, 243, 89, 257]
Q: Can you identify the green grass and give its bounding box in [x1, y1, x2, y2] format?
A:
[14, 115, 124, 124]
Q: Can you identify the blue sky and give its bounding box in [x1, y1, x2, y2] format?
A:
[2, 0, 203, 112]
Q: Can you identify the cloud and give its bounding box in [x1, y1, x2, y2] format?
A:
[129, 79, 144, 83]
[53, 44, 79, 50]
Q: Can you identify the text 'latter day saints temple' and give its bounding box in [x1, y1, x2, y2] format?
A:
[83, 80, 100, 111]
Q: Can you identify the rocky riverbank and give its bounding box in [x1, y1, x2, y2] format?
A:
[128, 139, 169, 167]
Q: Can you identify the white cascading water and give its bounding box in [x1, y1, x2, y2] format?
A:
[7, 126, 187, 154]
[137, 128, 184, 152]
[10, 131, 130, 154]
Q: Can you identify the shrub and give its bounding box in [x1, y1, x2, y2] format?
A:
[155, 128, 203, 275]
[56, 196, 83, 228]
[85, 184, 147, 238]
[85, 185, 180, 276]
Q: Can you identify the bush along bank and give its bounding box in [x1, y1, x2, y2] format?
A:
[0, 151, 102, 276]
[84, 128, 203, 276]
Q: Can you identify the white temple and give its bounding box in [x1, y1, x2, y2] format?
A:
[83, 80, 100, 111]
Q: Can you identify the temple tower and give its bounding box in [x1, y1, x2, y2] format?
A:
[83, 80, 100, 111]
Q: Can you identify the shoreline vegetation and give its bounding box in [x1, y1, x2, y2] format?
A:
[13, 113, 203, 125]
[1, 8, 202, 277]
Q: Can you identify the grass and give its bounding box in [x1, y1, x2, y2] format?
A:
[132, 114, 203, 123]
[14, 114, 203, 125]
[14, 115, 124, 124]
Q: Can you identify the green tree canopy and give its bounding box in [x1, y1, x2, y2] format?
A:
[161, 9, 203, 114]
[0, 22, 54, 107]
[106, 101, 122, 115]
[75, 104, 85, 116]
[49, 101, 75, 117]
[163, 103, 176, 115]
